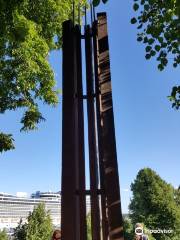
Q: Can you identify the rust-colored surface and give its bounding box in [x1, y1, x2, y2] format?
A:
[61, 13, 124, 240]
[97, 13, 124, 240]
[61, 20, 79, 240]
[93, 21, 109, 240]
[75, 25, 87, 240]
[85, 25, 101, 240]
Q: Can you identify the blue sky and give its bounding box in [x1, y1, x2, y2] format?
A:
[0, 0, 180, 213]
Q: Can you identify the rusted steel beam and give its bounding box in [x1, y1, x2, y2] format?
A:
[61, 20, 79, 240]
[85, 25, 101, 240]
[97, 13, 124, 240]
[75, 189, 104, 195]
[92, 21, 109, 240]
[75, 24, 87, 240]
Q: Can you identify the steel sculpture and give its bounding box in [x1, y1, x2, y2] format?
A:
[61, 12, 124, 240]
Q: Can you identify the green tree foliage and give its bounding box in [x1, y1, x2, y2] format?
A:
[131, 0, 180, 109]
[123, 218, 156, 240]
[129, 168, 180, 240]
[14, 203, 53, 240]
[0, 0, 86, 153]
[14, 218, 27, 240]
[123, 217, 134, 240]
[174, 186, 180, 206]
[26, 203, 53, 240]
[87, 212, 91, 240]
[0, 132, 15, 152]
[93, 0, 109, 7]
[0, 229, 8, 240]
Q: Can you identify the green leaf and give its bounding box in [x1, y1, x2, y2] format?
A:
[172, 86, 178, 95]
[133, 3, 139, 11]
[143, 37, 148, 43]
[158, 64, 164, 71]
[144, 4, 150, 11]
[137, 24, 143, 29]
[137, 36, 143, 41]
[93, 0, 100, 7]
[145, 46, 152, 52]
[131, 18, 137, 24]
[155, 45, 161, 51]
[161, 42, 167, 48]
[20, 106, 45, 132]
[158, 37, 164, 43]
[145, 54, 151, 59]
[0, 133, 15, 153]
[102, 0, 108, 3]
[148, 38, 155, 45]
[161, 58, 168, 65]
[150, 50, 156, 56]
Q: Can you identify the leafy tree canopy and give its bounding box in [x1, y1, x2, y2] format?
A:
[131, 0, 180, 109]
[174, 185, 180, 206]
[13, 218, 27, 240]
[26, 203, 53, 240]
[0, 0, 86, 153]
[14, 203, 53, 240]
[129, 168, 180, 240]
[87, 212, 91, 240]
[0, 229, 8, 240]
[123, 217, 134, 240]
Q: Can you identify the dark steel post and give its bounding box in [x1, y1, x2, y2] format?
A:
[61, 20, 79, 240]
[85, 25, 101, 240]
[92, 22, 109, 240]
[61, 12, 124, 240]
[75, 25, 87, 240]
[97, 13, 124, 240]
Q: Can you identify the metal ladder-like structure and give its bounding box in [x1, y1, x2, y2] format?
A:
[61, 12, 124, 240]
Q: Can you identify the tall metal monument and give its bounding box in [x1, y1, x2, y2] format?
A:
[61, 11, 124, 240]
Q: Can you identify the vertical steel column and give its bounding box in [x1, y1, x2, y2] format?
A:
[97, 13, 124, 240]
[85, 25, 101, 240]
[92, 22, 109, 240]
[75, 25, 87, 240]
[61, 20, 79, 240]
